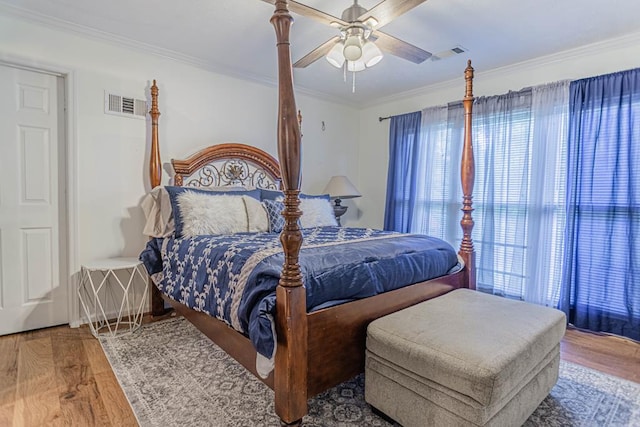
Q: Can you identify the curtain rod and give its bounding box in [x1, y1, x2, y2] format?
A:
[377, 87, 536, 123]
[377, 100, 461, 123]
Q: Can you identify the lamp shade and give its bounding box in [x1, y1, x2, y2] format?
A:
[322, 175, 362, 199]
[326, 42, 345, 68]
[362, 41, 383, 67]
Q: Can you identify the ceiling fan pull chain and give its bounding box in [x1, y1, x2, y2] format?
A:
[343, 62, 347, 83]
[352, 70, 356, 93]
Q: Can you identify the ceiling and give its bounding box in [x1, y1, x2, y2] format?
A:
[2, 0, 640, 106]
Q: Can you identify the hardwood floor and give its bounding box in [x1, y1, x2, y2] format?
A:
[0, 322, 638, 427]
[0, 325, 137, 426]
[561, 326, 640, 383]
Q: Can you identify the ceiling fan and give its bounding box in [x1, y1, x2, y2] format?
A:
[261, 0, 432, 71]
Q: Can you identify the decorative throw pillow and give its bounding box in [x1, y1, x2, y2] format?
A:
[262, 199, 286, 233]
[165, 186, 260, 237]
[260, 189, 331, 202]
[243, 195, 269, 233]
[260, 188, 284, 201]
[300, 197, 338, 228]
[177, 192, 248, 237]
[301, 193, 331, 201]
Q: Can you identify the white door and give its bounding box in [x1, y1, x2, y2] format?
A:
[0, 64, 67, 335]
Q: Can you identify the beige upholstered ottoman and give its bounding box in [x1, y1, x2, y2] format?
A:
[365, 289, 566, 427]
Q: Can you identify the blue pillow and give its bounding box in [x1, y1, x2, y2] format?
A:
[301, 193, 331, 201]
[260, 188, 330, 202]
[260, 189, 284, 201]
[262, 199, 285, 233]
[165, 186, 260, 237]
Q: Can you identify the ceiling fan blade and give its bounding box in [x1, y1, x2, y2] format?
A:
[293, 36, 341, 68]
[261, 0, 348, 27]
[359, 0, 428, 28]
[371, 31, 432, 64]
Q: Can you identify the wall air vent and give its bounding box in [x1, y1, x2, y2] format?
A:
[431, 45, 467, 61]
[104, 91, 147, 119]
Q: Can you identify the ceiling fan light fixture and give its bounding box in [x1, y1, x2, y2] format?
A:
[362, 41, 383, 67]
[364, 17, 379, 28]
[343, 34, 363, 61]
[326, 42, 346, 68]
[347, 59, 366, 72]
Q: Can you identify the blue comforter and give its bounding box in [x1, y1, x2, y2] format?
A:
[140, 227, 458, 358]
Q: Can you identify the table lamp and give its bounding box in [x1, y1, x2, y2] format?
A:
[322, 175, 362, 226]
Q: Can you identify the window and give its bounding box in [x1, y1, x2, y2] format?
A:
[386, 82, 570, 306]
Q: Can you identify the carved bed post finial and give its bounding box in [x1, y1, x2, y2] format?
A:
[460, 60, 476, 290]
[271, 1, 308, 425]
[150, 80, 161, 189]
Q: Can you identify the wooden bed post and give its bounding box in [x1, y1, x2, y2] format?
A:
[271, 1, 308, 425]
[149, 80, 161, 190]
[460, 61, 477, 290]
[149, 80, 166, 317]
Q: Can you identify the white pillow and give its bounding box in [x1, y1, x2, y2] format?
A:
[177, 192, 248, 237]
[140, 186, 247, 238]
[243, 195, 269, 233]
[300, 198, 338, 228]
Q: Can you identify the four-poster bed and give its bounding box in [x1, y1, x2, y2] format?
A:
[144, 2, 476, 425]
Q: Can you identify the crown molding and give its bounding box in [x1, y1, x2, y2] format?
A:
[0, 3, 214, 69]
[0, 4, 260, 82]
[370, 30, 640, 108]
[0, 2, 358, 108]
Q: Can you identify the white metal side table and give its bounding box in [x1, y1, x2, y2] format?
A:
[78, 257, 148, 337]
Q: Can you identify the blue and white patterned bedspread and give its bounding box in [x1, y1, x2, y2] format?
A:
[140, 227, 458, 358]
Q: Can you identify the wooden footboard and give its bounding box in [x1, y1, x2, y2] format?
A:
[306, 273, 463, 396]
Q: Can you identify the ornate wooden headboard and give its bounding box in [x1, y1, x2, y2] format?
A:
[171, 143, 282, 189]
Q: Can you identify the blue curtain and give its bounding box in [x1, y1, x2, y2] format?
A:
[559, 68, 640, 340]
[384, 111, 422, 232]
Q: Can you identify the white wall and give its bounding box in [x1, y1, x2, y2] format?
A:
[3, 11, 639, 324]
[0, 14, 361, 322]
[357, 33, 640, 229]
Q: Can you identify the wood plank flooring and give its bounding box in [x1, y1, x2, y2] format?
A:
[0, 322, 638, 427]
[0, 326, 137, 427]
[561, 326, 640, 383]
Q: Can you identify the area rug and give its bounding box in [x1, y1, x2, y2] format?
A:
[99, 317, 640, 426]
